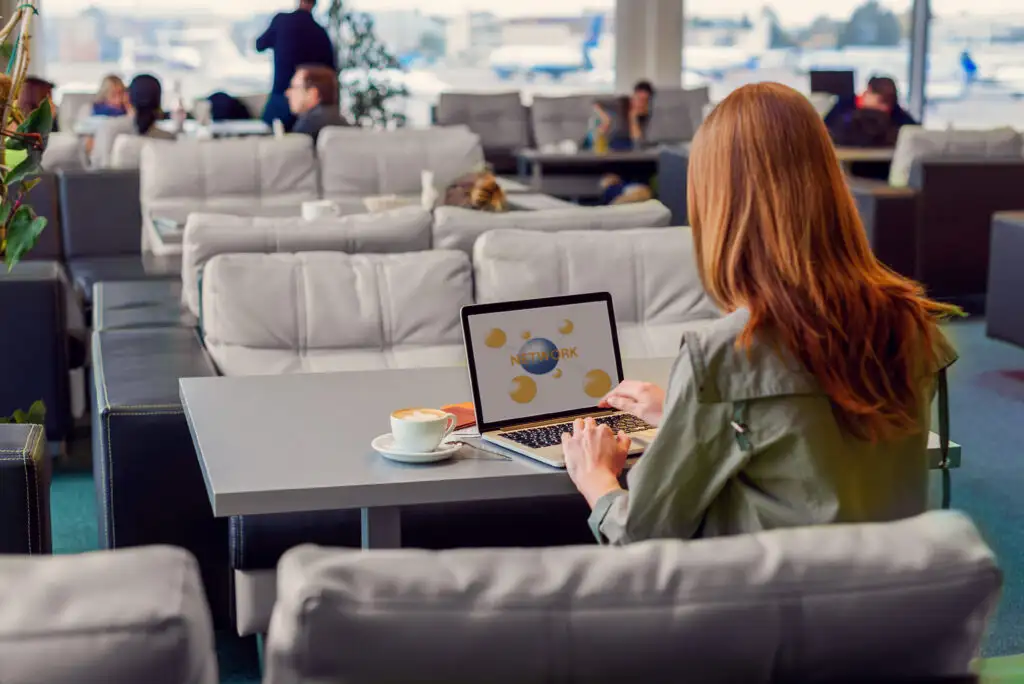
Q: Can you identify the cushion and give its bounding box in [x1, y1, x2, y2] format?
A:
[201, 251, 472, 376]
[265, 511, 1000, 684]
[889, 126, 1024, 187]
[436, 92, 529, 150]
[645, 87, 710, 144]
[317, 125, 485, 199]
[0, 546, 217, 684]
[529, 94, 599, 148]
[40, 132, 86, 171]
[180, 207, 433, 317]
[473, 227, 720, 356]
[433, 199, 672, 254]
[110, 134, 162, 169]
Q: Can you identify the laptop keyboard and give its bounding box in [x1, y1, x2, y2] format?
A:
[501, 414, 655, 449]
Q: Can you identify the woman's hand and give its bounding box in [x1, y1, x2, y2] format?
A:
[599, 381, 666, 427]
[562, 417, 630, 508]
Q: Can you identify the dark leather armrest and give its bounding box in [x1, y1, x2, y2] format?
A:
[658, 148, 690, 226]
[91, 327, 230, 624]
[0, 424, 51, 554]
[848, 178, 919, 278]
[58, 168, 142, 259]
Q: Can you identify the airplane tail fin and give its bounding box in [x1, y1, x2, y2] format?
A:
[581, 14, 603, 71]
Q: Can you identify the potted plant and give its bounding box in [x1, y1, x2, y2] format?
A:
[0, 1, 51, 427]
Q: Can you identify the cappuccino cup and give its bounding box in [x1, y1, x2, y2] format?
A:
[302, 200, 340, 221]
[391, 408, 457, 453]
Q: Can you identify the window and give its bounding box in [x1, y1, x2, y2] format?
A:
[924, 0, 1024, 129]
[41, 0, 615, 128]
[684, 0, 913, 112]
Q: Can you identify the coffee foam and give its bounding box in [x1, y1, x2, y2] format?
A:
[393, 408, 446, 422]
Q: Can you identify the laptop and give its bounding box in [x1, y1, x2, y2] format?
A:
[461, 292, 657, 468]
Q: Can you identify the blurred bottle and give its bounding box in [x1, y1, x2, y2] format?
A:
[171, 80, 187, 133]
[590, 112, 609, 154]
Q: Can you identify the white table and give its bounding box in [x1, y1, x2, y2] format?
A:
[180, 358, 959, 549]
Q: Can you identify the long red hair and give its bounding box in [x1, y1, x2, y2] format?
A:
[687, 82, 959, 442]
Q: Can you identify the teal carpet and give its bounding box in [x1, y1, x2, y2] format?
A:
[49, 319, 1024, 681]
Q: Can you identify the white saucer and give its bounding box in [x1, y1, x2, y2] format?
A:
[371, 433, 461, 464]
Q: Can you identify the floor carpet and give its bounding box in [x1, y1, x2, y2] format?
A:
[48, 318, 1024, 681]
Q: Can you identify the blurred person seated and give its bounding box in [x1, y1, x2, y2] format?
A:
[17, 76, 57, 133]
[562, 82, 958, 545]
[207, 92, 255, 121]
[92, 74, 128, 117]
[589, 80, 655, 151]
[288, 64, 348, 143]
[90, 74, 175, 168]
[825, 76, 916, 147]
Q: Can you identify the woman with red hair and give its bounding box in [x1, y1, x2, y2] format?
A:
[562, 82, 959, 544]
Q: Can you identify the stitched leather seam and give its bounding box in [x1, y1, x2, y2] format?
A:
[104, 411, 113, 547]
[19, 428, 30, 553]
[30, 426, 43, 553]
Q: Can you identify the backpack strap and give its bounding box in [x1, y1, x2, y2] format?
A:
[938, 367, 951, 509]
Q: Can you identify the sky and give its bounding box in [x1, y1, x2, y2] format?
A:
[42, 0, 1020, 23]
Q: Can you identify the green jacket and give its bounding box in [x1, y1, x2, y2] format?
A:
[589, 308, 958, 544]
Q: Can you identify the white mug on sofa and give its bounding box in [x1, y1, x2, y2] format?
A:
[301, 200, 340, 221]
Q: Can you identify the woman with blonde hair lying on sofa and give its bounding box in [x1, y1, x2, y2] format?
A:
[562, 82, 961, 545]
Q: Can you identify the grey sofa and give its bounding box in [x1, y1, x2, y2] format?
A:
[0, 424, 51, 555]
[0, 546, 217, 684]
[264, 511, 1000, 684]
[986, 212, 1024, 348]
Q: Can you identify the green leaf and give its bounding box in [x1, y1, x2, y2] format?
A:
[1, 401, 46, 425]
[20, 177, 40, 193]
[3, 206, 46, 270]
[18, 100, 53, 138]
[4, 153, 40, 188]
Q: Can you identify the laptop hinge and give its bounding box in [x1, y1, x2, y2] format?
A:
[497, 409, 618, 432]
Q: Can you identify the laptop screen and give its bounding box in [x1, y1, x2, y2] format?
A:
[463, 295, 624, 430]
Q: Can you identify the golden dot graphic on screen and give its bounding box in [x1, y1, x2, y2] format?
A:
[484, 328, 507, 349]
[521, 330, 532, 340]
[583, 369, 613, 399]
[552, 368, 563, 379]
[558, 319, 574, 335]
[509, 376, 538, 404]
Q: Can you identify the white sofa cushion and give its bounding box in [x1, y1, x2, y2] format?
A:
[436, 92, 529, 149]
[0, 546, 217, 684]
[529, 94, 597, 148]
[265, 511, 1000, 684]
[317, 125, 485, 199]
[473, 227, 719, 358]
[889, 126, 1024, 187]
[201, 251, 471, 376]
[111, 133, 168, 170]
[40, 132, 87, 171]
[181, 207, 433, 317]
[434, 199, 672, 254]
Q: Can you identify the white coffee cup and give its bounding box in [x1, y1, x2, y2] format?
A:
[301, 199, 340, 221]
[390, 408, 457, 453]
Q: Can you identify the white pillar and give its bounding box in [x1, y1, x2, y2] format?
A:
[615, 0, 684, 92]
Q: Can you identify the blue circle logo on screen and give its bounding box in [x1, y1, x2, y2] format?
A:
[518, 338, 560, 375]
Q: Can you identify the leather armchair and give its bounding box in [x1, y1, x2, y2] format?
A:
[0, 261, 72, 442]
[0, 424, 51, 554]
[986, 212, 1024, 348]
[90, 327, 228, 624]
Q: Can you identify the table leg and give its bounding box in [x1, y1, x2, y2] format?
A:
[361, 506, 401, 549]
[531, 160, 543, 192]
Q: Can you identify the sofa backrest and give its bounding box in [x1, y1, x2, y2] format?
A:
[529, 94, 597, 148]
[317, 125, 485, 199]
[181, 207, 433, 316]
[40, 132, 87, 172]
[0, 546, 217, 684]
[473, 226, 717, 322]
[433, 199, 672, 254]
[201, 251, 472, 375]
[110, 133, 155, 169]
[264, 511, 1000, 684]
[57, 91, 95, 129]
[645, 87, 709, 144]
[436, 92, 530, 150]
[889, 126, 1024, 187]
[140, 135, 319, 213]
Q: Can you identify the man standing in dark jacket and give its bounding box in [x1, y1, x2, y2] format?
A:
[256, 0, 336, 131]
